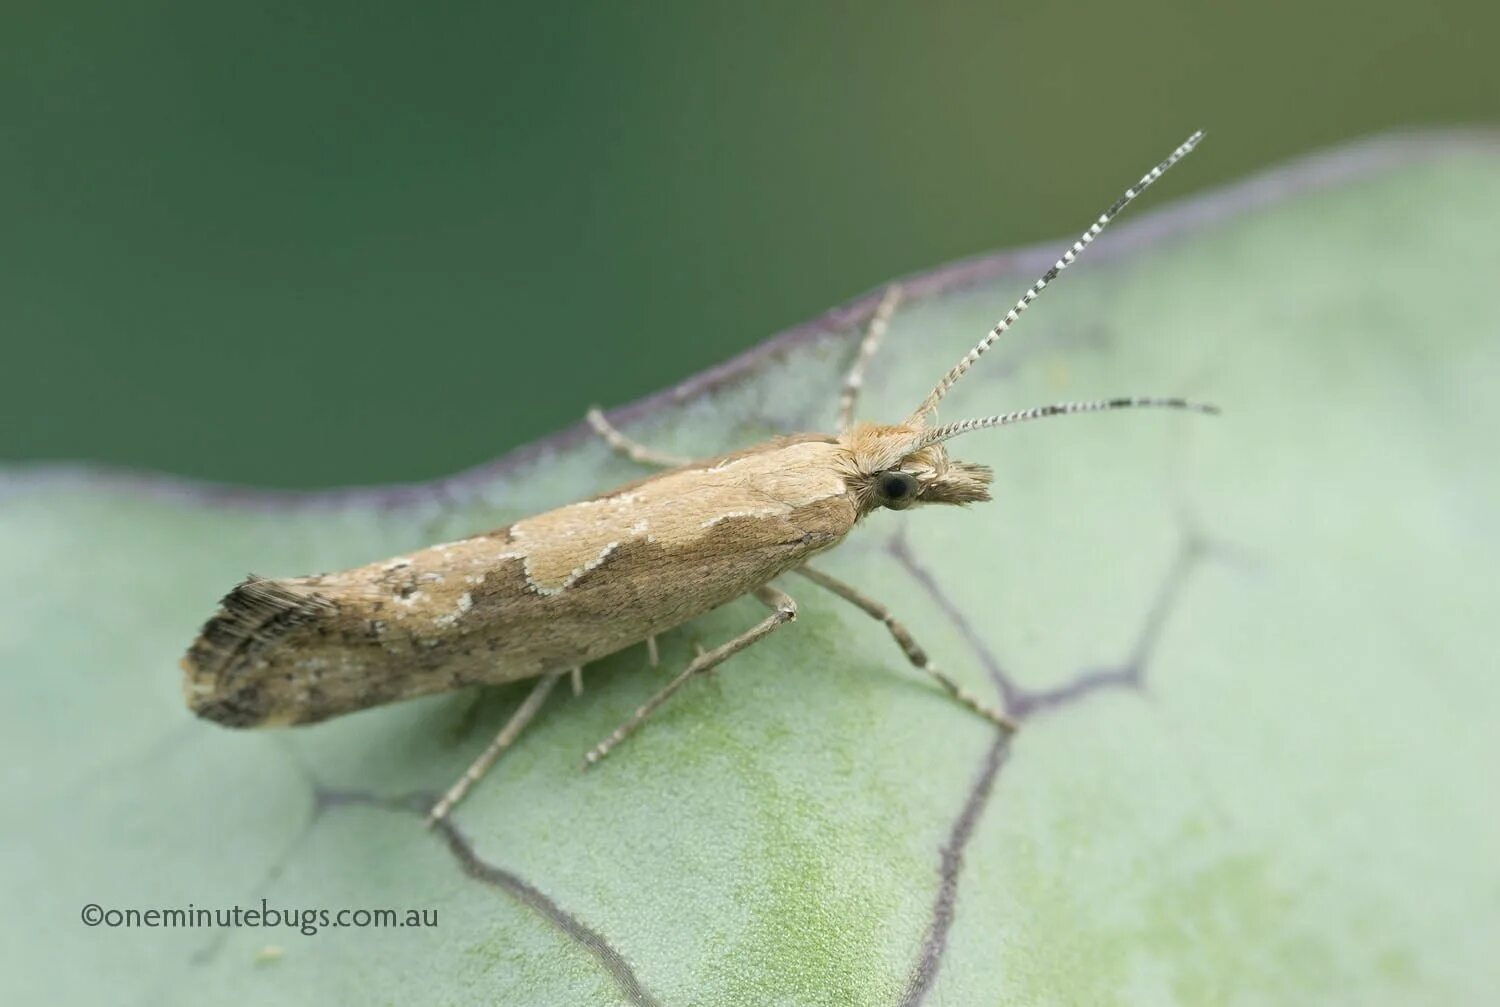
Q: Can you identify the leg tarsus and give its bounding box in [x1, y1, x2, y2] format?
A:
[586, 407, 691, 468]
[570, 665, 584, 696]
[646, 634, 660, 667]
[581, 586, 796, 768]
[426, 670, 566, 826]
[793, 564, 1017, 732]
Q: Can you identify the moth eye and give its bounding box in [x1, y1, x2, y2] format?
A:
[876, 470, 920, 508]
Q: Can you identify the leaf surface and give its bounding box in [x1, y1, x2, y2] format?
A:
[5, 134, 1498, 1005]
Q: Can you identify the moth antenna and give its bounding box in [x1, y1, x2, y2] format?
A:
[907, 131, 1205, 426]
[904, 397, 1219, 452]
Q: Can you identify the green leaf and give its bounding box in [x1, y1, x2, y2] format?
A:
[6, 134, 1497, 1005]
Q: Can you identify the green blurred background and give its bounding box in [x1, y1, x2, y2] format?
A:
[3, 1, 1495, 488]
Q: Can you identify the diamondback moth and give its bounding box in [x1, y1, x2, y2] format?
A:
[181, 132, 1215, 823]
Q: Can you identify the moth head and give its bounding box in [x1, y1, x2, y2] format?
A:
[842, 423, 994, 513]
[839, 130, 1220, 517]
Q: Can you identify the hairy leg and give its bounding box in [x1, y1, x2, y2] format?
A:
[837, 284, 904, 433]
[581, 585, 797, 767]
[586, 407, 691, 468]
[794, 564, 1017, 732]
[426, 669, 567, 825]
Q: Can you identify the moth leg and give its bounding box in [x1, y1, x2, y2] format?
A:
[426, 669, 567, 825]
[570, 665, 585, 696]
[793, 564, 1018, 732]
[582, 586, 797, 767]
[837, 284, 903, 433]
[646, 634, 660, 667]
[585, 407, 691, 468]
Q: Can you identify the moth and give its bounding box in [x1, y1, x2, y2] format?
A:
[182, 132, 1214, 823]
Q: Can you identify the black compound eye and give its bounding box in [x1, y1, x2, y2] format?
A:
[876, 470, 920, 507]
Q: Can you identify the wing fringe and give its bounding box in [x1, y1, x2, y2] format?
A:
[181, 575, 335, 726]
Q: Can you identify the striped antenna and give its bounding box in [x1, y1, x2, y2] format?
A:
[907, 131, 1205, 425]
[904, 397, 1219, 453]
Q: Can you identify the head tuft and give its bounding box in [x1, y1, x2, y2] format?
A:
[839, 422, 994, 514]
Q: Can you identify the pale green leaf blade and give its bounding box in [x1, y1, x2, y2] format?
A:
[4, 134, 1497, 1005]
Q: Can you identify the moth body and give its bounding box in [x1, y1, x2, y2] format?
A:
[182, 428, 988, 727]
